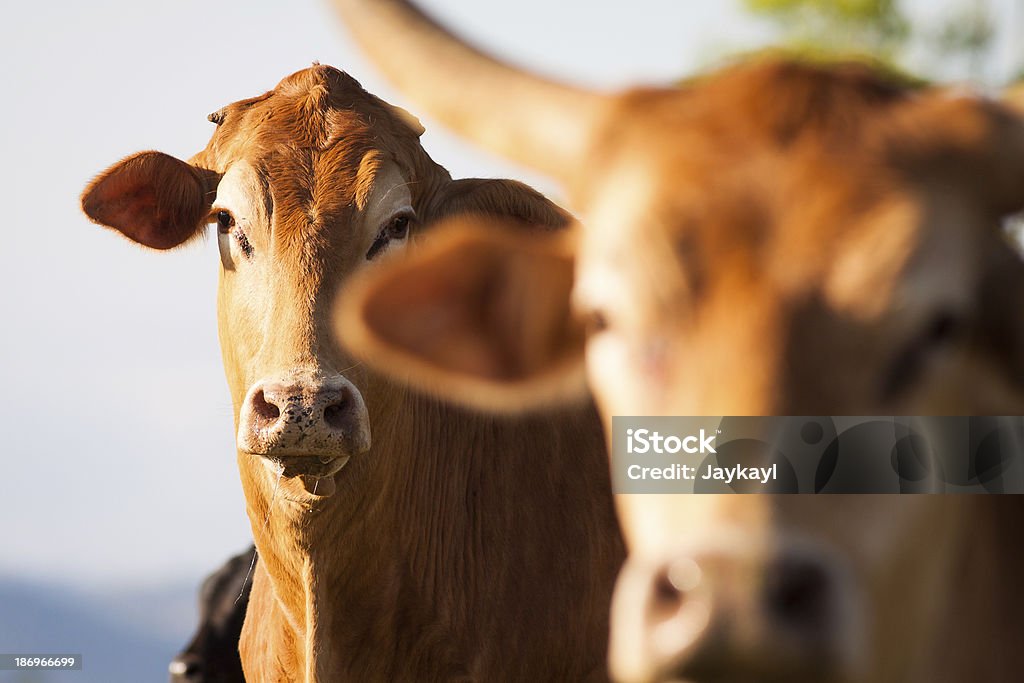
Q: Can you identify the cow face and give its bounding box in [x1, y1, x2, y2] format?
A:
[82, 65, 568, 504]
[570, 63, 1024, 423]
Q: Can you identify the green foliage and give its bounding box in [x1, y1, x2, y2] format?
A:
[743, 0, 909, 58]
[931, 3, 995, 76]
[741, 0, 1000, 82]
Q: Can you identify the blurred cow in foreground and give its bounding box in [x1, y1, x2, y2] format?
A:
[332, 1, 1024, 681]
[83, 65, 622, 681]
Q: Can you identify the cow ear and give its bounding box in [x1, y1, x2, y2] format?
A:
[386, 103, 425, 137]
[977, 245, 1024, 390]
[81, 151, 215, 250]
[1001, 81, 1024, 117]
[897, 93, 1024, 218]
[336, 221, 587, 412]
[431, 178, 571, 230]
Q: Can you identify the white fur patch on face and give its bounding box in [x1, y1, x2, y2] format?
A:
[572, 159, 659, 339]
[824, 199, 915, 313]
[210, 161, 270, 267]
[360, 163, 414, 261]
[572, 164, 678, 420]
[574, 259, 670, 420]
[579, 158, 655, 266]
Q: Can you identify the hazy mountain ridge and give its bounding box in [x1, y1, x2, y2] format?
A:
[0, 575, 202, 683]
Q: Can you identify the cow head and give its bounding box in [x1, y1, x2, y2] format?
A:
[82, 65, 567, 510]
[337, 59, 1024, 420]
[329, 2, 1024, 680]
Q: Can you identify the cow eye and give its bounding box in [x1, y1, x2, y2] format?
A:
[216, 210, 234, 233]
[387, 214, 411, 239]
[211, 209, 253, 259]
[366, 211, 416, 260]
[921, 311, 961, 348]
[881, 310, 965, 399]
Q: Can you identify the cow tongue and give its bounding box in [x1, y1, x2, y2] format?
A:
[300, 473, 337, 497]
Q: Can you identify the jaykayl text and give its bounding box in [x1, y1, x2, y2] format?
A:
[626, 463, 778, 484]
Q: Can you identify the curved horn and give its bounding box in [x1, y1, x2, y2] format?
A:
[331, 0, 607, 178]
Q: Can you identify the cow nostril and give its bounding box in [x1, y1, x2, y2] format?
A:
[652, 557, 701, 614]
[323, 387, 353, 430]
[654, 572, 684, 611]
[766, 557, 831, 630]
[251, 389, 281, 426]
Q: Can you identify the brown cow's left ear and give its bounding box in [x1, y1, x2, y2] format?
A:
[897, 93, 1024, 217]
[972, 100, 1024, 216]
[978, 243, 1024, 389]
[431, 178, 571, 231]
[82, 151, 215, 250]
[336, 220, 587, 413]
[1000, 82, 1024, 117]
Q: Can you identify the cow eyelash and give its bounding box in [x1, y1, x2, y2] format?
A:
[366, 211, 416, 260]
[213, 209, 253, 259]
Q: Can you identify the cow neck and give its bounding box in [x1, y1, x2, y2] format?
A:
[920, 496, 1024, 681]
[240, 382, 617, 681]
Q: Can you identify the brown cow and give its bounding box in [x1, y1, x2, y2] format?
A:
[82, 65, 623, 682]
[329, 2, 1024, 681]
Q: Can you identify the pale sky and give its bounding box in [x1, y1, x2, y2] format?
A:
[0, 0, 1018, 591]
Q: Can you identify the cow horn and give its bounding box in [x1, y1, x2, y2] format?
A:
[331, 0, 606, 179]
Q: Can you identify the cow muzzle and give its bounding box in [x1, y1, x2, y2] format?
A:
[237, 371, 371, 476]
[610, 536, 862, 683]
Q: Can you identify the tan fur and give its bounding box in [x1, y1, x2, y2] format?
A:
[82, 65, 623, 682]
